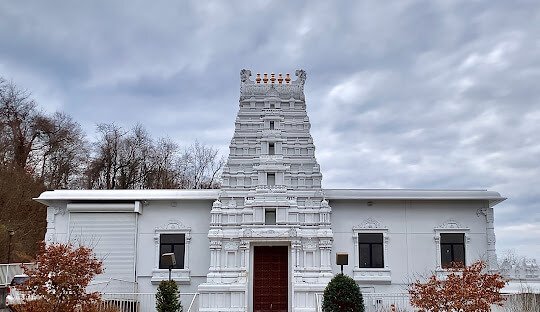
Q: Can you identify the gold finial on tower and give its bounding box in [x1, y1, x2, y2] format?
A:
[256, 73, 261, 83]
[263, 73, 269, 83]
[285, 73, 291, 84]
[270, 73, 276, 83]
[278, 73, 283, 84]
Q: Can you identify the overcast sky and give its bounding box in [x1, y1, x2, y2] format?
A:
[1, 1, 539, 261]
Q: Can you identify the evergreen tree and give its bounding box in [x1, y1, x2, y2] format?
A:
[156, 280, 182, 312]
[322, 273, 364, 312]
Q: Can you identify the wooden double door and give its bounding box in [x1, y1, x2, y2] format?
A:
[253, 246, 289, 312]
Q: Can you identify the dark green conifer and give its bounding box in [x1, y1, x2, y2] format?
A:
[322, 273, 364, 312]
[156, 280, 183, 312]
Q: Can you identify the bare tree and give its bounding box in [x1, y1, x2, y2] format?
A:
[84, 123, 127, 189]
[177, 140, 224, 189]
[0, 79, 48, 170]
[145, 137, 179, 189]
[34, 112, 89, 189]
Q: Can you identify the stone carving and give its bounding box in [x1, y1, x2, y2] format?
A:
[227, 198, 237, 208]
[295, 69, 307, 85]
[289, 228, 297, 237]
[319, 239, 332, 249]
[240, 69, 252, 83]
[243, 229, 253, 237]
[209, 240, 222, 249]
[437, 219, 466, 229]
[353, 217, 386, 230]
[155, 219, 190, 231]
[224, 241, 239, 251]
[320, 199, 329, 208]
[53, 206, 66, 215]
[213, 199, 222, 208]
[239, 240, 249, 249]
[303, 239, 317, 251]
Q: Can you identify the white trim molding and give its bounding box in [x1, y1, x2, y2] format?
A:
[434, 219, 471, 275]
[151, 219, 191, 284]
[352, 218, 391, 283]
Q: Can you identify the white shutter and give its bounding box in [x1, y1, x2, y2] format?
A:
[69, 212, 137, 292]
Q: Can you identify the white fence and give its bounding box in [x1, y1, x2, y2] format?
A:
[100, 292, 199, 312]
[363, 293, 413, 312]
[316, 292, 538, 312]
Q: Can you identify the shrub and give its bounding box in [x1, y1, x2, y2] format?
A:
[322, 273, 364, 312]
[409, 260, 506, 312]
[16, 242, 104, 311]
[156, 280, 183, 312]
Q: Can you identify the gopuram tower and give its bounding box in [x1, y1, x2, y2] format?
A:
[198, 70, 333, 312]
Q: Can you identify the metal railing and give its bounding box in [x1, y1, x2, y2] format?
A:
[362, 293, 413, 312]
[315, 293, 413, 312]
[317, 292, 539, 312]
[100, 292, 199, 312]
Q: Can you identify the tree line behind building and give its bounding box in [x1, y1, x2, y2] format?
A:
[0, 77, 225, 262]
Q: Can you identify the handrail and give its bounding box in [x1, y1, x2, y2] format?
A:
[187, 292, 199, 312]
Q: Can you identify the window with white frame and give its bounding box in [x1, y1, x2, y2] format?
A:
[434, 219, 470, 271]
[159, 234, 185, 269]
[152, 220, 191, 284]
[358, 233, 384, 268]
[352, 218, 391, 283]
[440, 233, 465, 268]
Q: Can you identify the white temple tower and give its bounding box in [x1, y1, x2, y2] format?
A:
[198, 70, 333, 311]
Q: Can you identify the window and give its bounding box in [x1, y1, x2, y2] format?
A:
[267, 173, 275, 186]
[159, 234, 185, 269]
[440, 233, 465, 268]
[152, 220, 191, 284]
[268, 142, 275, 155]
[358, 233, 384, 268]
[265, 209, 276, 225]
[352, 220, 391, 282]
[434, 220, 470, 271]
[269, 121, 275, 130]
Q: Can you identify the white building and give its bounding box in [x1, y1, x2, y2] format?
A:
[36, 70, 505, 312]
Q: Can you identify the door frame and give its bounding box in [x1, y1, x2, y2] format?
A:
[249, 241, 291, 312]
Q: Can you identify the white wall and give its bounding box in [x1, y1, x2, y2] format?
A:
[136, 199, 213, 293]
[331, 199, 490, 293]
[46, 197, 492, 296]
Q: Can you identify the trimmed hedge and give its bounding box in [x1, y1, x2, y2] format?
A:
[322, 273, 364, 312]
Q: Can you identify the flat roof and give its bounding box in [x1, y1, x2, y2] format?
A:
[35, 188, 505, 207]
[324, 189, 505, 206]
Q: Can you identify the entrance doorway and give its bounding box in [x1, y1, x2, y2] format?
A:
[253, 246, 288, 312]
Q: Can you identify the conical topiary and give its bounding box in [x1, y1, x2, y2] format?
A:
[322, 273, 364, 312]
[156, 280, 183, 312]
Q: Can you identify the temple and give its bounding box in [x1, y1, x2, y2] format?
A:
[36, 69, 505, 312]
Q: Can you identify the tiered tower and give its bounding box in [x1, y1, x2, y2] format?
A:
[198, 70, 333, 312]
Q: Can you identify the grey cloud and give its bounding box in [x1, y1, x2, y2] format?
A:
[0, 0, 539, 259]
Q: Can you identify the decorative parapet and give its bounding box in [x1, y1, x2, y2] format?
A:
[240, 69, 307, 100]
[241, 227, 298, 239]
[260, 154, 284, 162]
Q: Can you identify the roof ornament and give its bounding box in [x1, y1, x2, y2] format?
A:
[295, 69, 307, 85]
[240, 69, 251, 83]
